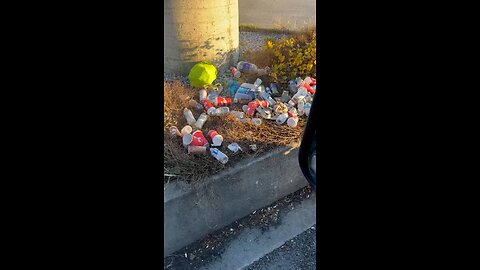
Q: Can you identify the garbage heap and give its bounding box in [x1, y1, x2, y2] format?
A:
[167, 60, 316, 167]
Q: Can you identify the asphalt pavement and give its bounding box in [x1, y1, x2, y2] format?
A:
[245, 225, 317, 270]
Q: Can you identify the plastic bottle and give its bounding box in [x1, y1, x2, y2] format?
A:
[304, 103, 312, 117]
[210, 148, 229, 164]
[207, 91, 219, 103]
[237, 61, 256, 72]
[281, 91, 291, 103]
[183, 108, 196, 126]
[194, 113, 208, 129]
[258, 85, 276, 106]
[214, 107, 230, 116]
[233, 85, 256, 103]
[253, 78, 262, 89]
[199, 89, 207, 101]
[288, 81, 298, 94]
[270, 83, 279, 95]
[229, 111, 244, 119]
[288, 87, 308, 106]
[256, 106, 272, 119]
[189, 99, 203, 111]
[298, 101, 305, 116]
[276, 113, 288, 125]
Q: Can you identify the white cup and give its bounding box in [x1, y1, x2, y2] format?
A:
[181, 125, 192, 136]
[287, 117, 299, 127]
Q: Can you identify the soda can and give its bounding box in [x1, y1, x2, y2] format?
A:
[202, 100, 216, 115]
[215, 97, 232, 107]
[188, 145, 207, 155]
[208, 130, 224, 146]
[230, 67, 241, 78]
[191, 130, 209, 146]
[169, 126, 181, 137]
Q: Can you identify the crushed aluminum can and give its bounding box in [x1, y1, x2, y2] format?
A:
[249, 144, 257, 151]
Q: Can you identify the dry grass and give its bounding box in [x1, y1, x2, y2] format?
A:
[163, 81, 305, 184]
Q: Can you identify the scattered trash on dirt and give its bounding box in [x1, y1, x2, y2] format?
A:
[164, 57, 315, 182]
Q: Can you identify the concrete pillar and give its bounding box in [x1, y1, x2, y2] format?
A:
[164, 0, 240, 75]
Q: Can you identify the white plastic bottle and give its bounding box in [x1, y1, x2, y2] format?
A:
[210, 148, 229, 164]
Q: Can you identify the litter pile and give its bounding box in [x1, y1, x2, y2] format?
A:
[165, 60, 315, 182]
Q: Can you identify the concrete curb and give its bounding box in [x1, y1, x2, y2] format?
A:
[164, 145, 308, 257]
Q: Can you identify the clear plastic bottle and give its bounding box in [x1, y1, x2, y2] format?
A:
[229, 111, 244, 119]
[281, 91, 291, 103]
[183, 108, 196, 126]
[304, 103, 312, 117]
[276, 113, 288, 125]
[258, 86, 276, 106]
[214, 107, 230, 116]
[253, 78, 262, 89]
[210, 148, 229, 164]
[298, 101, 305, 116]
[270, 83, 279, 95]
[199, 89, 207, 101]
[288, 81, 298, 94]
[189, 99, 203, 111]
[194, 113, 208, 129]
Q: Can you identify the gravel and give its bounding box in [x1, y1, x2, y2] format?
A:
[163, 31, 290, 81]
